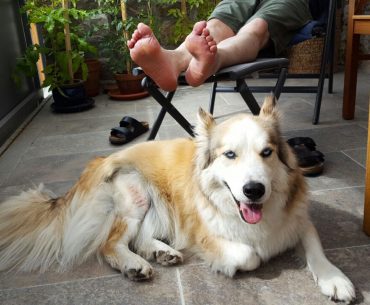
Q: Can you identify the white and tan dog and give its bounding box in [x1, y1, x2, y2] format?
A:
[0, 96, 355, 302]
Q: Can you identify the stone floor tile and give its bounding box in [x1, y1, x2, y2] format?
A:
[3, 149, 123, 187]
[38, 115, 128, 137]
[23, 130, 139, 160]
[0, 266, 180, 305]
[325, 246, 370, 304]
[0, 125, 43, 173]
[0, 259, 117, 290]
[309, 187, 370, 249]
[342, 148, 367, 168]
[179, 251, 337, 305]
[305, 152, 365, 191]
[180, 245, 370, 305]
[0, 172, 10, 187]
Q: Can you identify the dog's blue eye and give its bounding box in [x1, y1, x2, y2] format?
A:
[261, 148, 273, 158]
[224, 150, 237, 159]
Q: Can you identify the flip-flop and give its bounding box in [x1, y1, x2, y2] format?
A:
[109, 116, 149, 145]
[287, 137, 325, 176]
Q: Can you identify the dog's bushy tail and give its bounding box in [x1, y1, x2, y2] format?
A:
[0, 185, 67, 272]
[0, 156, 124, 273]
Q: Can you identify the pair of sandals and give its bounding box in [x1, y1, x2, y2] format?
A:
[109, 116, 149, 145]
[287, 137, 325, 176]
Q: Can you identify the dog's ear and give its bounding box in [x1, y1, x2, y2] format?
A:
[194, 108, 216, 170]
[259, 94, 279, 120]
[196, 108, 215, 132]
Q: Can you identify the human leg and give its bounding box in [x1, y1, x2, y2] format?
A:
[128, 0, 255, 91]
[128, 23, 191, 91]
[128, 0, 274, 90]
[185, 18, 270, 87]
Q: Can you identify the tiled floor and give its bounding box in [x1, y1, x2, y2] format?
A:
[0, 70, 369, 305]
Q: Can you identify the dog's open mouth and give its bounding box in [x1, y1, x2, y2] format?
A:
[224, 182, 263, 224]
[238, 202, 263, 224]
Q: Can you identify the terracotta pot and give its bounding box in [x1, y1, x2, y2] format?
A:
[114, 73, 145, 94]
[84, 59, 101, 97]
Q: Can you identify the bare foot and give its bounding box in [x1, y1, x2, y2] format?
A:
[128, 23, 180, 92]
[185, 21, 218, 87]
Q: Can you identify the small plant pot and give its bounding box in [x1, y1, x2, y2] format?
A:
[51, 80, 95, 113]
[84, 59, 101, 97]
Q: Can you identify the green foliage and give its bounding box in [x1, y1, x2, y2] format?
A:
[14, 0, 97, 90]
[158, 0, 220, 44]
[93, 0, 159, 74]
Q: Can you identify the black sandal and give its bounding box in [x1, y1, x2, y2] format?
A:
[109, 116, 149, 145]
[287, 137, 325, 176]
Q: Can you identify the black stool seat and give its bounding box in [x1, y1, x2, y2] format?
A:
[211, 58, 289, 80]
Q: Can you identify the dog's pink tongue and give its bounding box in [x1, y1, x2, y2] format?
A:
[240, 203, 262, 224]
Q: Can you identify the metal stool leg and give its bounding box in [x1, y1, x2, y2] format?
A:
[143, 77, 194, 139]
[237, 79, 261, 115]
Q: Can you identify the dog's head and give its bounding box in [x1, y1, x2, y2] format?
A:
[194, 95, 299, 225]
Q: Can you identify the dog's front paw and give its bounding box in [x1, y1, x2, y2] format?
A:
[317, 269, 355, 303]
[211, 242, 261, 277]
[238, 247, 261, 272]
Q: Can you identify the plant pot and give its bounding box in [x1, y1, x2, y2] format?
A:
[84, 59, 101, 97]
[114, 73, 145, 94]
[51, 80, 94, 113]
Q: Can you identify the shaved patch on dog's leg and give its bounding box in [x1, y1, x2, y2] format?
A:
[128, 186, 150, 211]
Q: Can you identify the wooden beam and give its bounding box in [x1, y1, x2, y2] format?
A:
[62, 0, 74, 83]
[120, 0, 131, 74]
[29, 23, 45, 84]
[364, 98, 370, 236]
[354, 19, 370, 34]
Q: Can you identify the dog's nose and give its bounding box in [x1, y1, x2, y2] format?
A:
[243, 182, 265, 201]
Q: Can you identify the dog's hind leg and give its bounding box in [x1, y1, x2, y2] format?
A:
[101, 217, 153, 281]
[133, 208, 184, 266]
[101, 174, 155, 281]
[300, 221, 355, 302]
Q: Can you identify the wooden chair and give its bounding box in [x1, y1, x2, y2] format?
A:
[364, 98, 370, 236]
[342, 0, 370, 120]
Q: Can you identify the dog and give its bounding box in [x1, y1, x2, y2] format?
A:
[0, 96, 355, 302]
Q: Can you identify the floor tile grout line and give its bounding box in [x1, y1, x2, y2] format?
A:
[176, 268, 186, 305]
[0, 273, 120, 292]
[341, 150, 366, 169]
[308, 185, 365, 193]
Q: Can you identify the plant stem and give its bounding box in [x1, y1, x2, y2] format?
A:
[62, 0, 74, 83]
[120, 0, 132, 74]
[181, 0, 187, 15]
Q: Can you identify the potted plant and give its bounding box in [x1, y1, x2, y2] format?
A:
[14, 0, 97, 112]
[95, 0, 158, 100]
